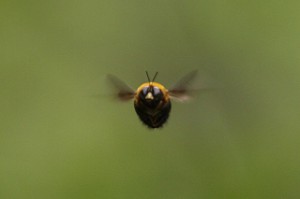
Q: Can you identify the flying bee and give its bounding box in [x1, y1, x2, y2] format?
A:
[106, 70, 198, 128]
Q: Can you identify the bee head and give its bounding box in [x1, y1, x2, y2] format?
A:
[139, 85, 163, 107]
[138, 71, 163, 107]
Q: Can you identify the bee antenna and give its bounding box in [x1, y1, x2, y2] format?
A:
[152, 72, 158, 82]
[145, 71, 151, 83]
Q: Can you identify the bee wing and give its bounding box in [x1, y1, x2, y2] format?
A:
[169, 70, 219, 102]
[168, 70, 201, 102]
[106, 74, 136, 101]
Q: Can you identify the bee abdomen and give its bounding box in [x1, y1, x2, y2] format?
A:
[134, 101, 171, 128]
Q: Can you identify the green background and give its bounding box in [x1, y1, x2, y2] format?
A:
[1, 1, 300, 198]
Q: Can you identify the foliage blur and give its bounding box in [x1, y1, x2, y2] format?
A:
[1, 1, 300, 198]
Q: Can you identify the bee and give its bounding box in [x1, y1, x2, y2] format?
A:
[106, 70, 198, 128]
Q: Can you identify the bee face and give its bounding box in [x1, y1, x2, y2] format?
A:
[106, 70, 198, 129]
[137, 83, 165, 108]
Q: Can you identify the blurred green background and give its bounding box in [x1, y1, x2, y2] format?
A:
[1, 0, 300, 198]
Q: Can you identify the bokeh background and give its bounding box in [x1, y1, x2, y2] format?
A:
[1, 0, 300, 198]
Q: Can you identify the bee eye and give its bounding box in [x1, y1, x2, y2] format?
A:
[142, 87, 149, 95]
[153, 87, 161, 96]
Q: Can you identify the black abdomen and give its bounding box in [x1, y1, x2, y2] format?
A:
[134, 101, 171, 128]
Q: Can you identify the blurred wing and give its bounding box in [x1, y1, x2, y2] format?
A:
[168, 70, 199, 102]
[106, 74, 135, 101]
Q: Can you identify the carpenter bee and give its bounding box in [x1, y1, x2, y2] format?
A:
[106, 70, 198, 128]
